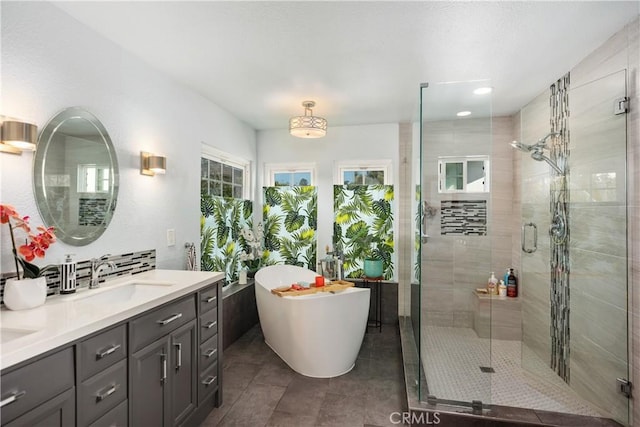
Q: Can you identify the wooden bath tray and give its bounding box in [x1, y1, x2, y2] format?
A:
[271, 280, 354, 297]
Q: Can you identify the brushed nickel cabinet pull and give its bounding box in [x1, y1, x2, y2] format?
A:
[202, 376, 217, 386]
[205, 296, 216, 303]
[161, 353, 167, 384]
[203, 321, 217, 330]
[96, 384, 119, 402]
[156, 313, 183, 325]
[174, 342, 182, 369]
[203, 348, 217, 358]
[96, 344, 121, 360]
[0, 391, 26, 408]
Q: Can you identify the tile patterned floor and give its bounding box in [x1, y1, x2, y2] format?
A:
[422, 325, 606, 417]
[201, 324, 407, 427]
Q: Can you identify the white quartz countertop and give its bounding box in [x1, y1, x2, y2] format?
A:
[0, 269, 224, 371]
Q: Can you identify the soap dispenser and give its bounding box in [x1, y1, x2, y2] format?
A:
[487, 272, 498, 295]
[60, 254, 77, 294]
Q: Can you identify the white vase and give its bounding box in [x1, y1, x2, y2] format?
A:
[3, 277, 48, 310]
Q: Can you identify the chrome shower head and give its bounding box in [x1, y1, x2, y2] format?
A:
[511, 133, 564, 175]
[510, 140, 532, 152]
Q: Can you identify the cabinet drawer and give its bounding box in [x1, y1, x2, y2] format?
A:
[199, 284, 218, 313]
[200, 307, 218, 343]
[88, 399, 127, 427]
[79, 325, 127, 381]
[0, 347, 74, 424]
[199, 334, 218, 371]
[130, 295, 196, 352]
[4, 387, 75, 427]
[198, 361, 218, 405]
[78, 359, 127, 426]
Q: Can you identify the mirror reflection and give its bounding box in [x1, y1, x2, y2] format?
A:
[34, 107, 119, 246]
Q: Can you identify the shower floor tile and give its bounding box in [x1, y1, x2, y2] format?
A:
[421, 325, 605, 417]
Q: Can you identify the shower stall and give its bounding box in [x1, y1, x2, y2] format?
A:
[404, 71, 630, 425]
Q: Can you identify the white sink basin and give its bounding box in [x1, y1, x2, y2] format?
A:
[73, 281, 174, 305]
[1, 327, 38, 344]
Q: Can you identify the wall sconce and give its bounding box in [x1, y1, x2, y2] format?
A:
[1, 120, 37, 155]
[140, 151, 167, 176]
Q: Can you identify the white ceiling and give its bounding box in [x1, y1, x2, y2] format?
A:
[53, 1, 640, 130]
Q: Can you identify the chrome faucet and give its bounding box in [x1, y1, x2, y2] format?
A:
[89, 256, 116, 289]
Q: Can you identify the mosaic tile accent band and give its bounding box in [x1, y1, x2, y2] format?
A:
[0, 249, 156, 304]
[78, 197, 108, 226]
[549, 73, 571, 383]
[440, 200, 487, 236]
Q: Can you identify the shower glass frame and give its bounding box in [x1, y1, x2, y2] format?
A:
[417, 80, 494, 407]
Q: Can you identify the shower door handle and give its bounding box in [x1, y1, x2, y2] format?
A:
[522, 222, 537, 253]
[421, 201, 430, 243]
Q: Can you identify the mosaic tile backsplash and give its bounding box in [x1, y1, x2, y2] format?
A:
[441, 200, 487, 236]
[0, 249, 156, 304]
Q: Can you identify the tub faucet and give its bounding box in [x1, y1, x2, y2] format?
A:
[89, 256, 116, 289]
[326, 249, 345, 281]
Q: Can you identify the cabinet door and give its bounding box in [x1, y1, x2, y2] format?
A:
[170, 320, 197, 426]
[4, 387, 75, 427]
[130, 338, 170, 427]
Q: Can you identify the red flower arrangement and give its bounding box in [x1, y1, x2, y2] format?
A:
[1, 204, 57, 279]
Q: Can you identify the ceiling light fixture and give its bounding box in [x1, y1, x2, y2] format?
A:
[289, 101, 327, 138]
[456, 111, 472, 117]
[473, 87, 493, 95]
[1, 120, 37, 154]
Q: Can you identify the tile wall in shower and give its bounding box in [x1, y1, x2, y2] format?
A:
[421, 117, 515, 330]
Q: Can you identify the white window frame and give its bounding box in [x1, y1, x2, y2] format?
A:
[77, 164, 110, 193]
[334, 159, 393, 185]
[264, 162, 316, 187]
[438, 155, 490, 194]
[201, 144, 251, 200]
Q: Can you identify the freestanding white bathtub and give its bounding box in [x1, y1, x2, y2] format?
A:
[255, 264, 370, 378]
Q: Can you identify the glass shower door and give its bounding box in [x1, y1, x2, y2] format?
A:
[520, 69, 629, 424]
[419, 81, 493, 406]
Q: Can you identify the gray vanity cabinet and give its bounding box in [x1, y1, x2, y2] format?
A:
[198, 284, 221, 407]
[170, 321, 198, 425]
[129, 295, 198, 427]
[1, 278, 223, 427]
[4, 387, 75, 427]
[77, 324, 128, 426]
[0, 347, 75, 426]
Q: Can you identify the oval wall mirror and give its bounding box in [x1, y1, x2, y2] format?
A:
[34, 107, 119, 246]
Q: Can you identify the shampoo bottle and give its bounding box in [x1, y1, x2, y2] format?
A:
[507, 268, 518, 297]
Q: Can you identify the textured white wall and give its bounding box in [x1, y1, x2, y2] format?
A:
[257, 124, 400, 269]
[0, 2, 256, 272]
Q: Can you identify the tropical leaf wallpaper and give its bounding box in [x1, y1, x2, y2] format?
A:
[333, 185, 395, 280]
[200, 195, 253, 284]
[262, 186, 317, 269]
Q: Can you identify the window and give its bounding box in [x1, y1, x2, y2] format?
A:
[77, 164, 111, 193]
[201, 144, 250, 199]
[335, 160, 392, 185]
[265, 163, 315, 186]
[438, 156, 490, 193]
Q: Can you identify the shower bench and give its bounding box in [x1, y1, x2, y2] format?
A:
[473, 291, 522, 341]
